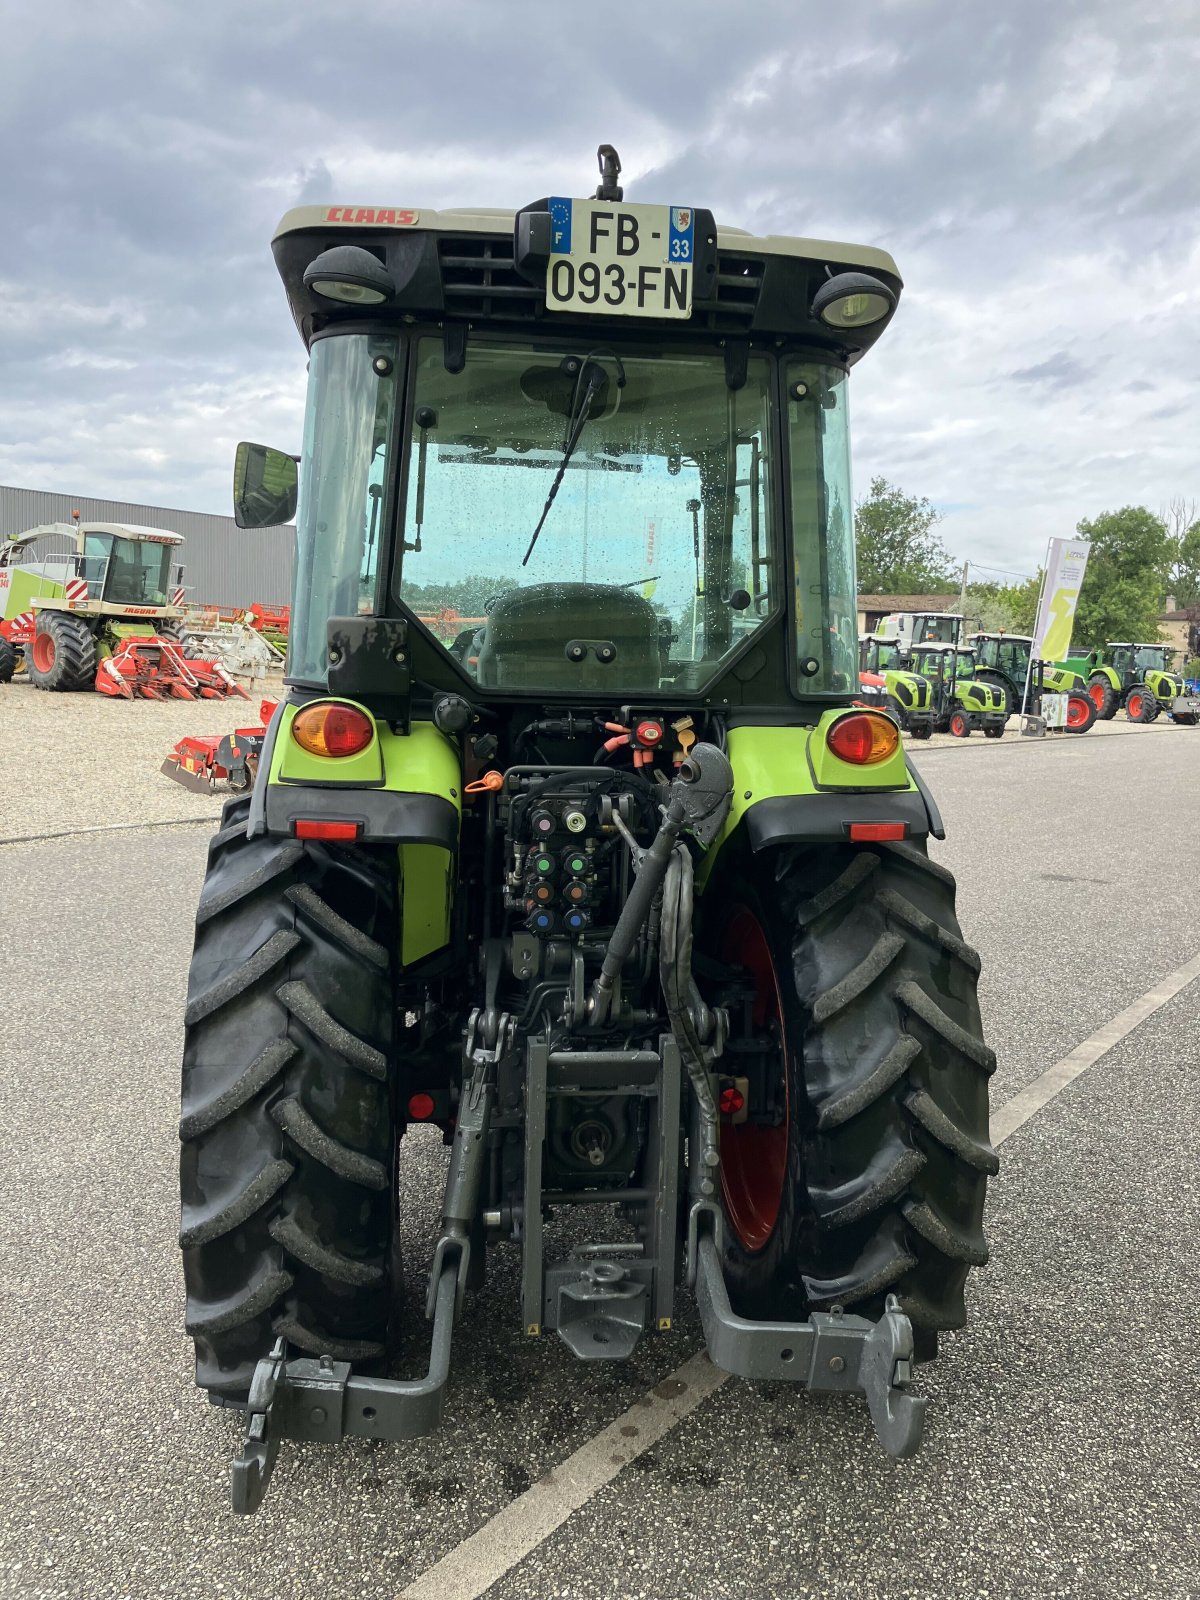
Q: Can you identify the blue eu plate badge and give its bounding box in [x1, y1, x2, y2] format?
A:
[548, 197, 572, 255]
[668, 207, 694, 264]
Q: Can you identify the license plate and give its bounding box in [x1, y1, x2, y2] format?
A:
[545, 198, 695, 319]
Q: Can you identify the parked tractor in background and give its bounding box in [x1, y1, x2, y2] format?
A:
[872, 612, 1006, 737]
[179, 148, 995, 1512]
[857, 634, 934, 737]
[969, 632, 1097, 734]
[1065, 643, 1197, 725]
[0, 520, 246, 700]
[876, 610, 962, 649]
[909, 642, 1007, 737]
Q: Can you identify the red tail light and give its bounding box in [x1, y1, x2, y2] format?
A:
[849, 822, 907, 842]
[719, 1085, 746, 1115]
[826, 712, 900, 766]
[407, 1093, 436, 1120]
[292, 702, 375, 758]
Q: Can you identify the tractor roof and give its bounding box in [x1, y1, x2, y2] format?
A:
[971, 632, 1032, 644]
[83, 522, 184, 545]
[270, 203, 902, 359]
[272, 205, 900, 275]
[7, 521, 183, 547]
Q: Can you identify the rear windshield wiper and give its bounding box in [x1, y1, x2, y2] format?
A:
[521, 354, 624, 567]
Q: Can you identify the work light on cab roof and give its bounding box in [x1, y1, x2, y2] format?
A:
[185, 145, 996, 1518]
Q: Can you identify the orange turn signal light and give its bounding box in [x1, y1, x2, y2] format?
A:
[826, 711, 900, 766]
[292, 703, 375, 759]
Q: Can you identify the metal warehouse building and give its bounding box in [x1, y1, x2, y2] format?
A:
[0, 483, 294, 610]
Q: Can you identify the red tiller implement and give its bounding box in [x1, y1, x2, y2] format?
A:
[97, 638, 251, 701]
[161, 700, 278, 793]
[245, 602, 290, 637]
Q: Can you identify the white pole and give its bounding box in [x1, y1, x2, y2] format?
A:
[1020, 541, 1051, 719]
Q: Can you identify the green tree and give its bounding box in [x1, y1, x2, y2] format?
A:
[1173, 527, 1200, 608]
[404, 573, 520, 616]
[854, 477, 957, 594]
[960, 578, 1040, 634]
[1074, 507, 1172, 645]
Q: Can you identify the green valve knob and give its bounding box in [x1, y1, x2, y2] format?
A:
[565, 853, 587, 876]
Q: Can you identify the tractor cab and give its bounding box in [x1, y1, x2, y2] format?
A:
[1108, 642, 1174, 681]
[877, 610, 963, 651]
[1, 521, 185, 616]
[237, 182, 902, 713]
[971, 631, 1031, 678]
[858, 632, 904, 673]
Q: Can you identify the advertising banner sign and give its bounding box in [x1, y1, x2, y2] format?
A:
[1033, 539, 1091, 661]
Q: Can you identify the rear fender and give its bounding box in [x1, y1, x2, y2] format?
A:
[698, 714, 940, 886]
[248, 697, 460, 963]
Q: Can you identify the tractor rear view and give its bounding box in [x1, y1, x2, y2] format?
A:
[179, 149, 996, 1512]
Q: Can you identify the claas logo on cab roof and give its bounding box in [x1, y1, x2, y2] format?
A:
[323, 207, 418, 226]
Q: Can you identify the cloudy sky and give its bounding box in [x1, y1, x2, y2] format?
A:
[2, 0, 1197, 579]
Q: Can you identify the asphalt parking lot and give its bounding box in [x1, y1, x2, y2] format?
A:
[1, 718, 1198, 1599]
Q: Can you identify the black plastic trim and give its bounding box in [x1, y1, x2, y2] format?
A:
[263, 784, 459, 849]
[904, 759, 946, 841]
[742, 789, 930, 849]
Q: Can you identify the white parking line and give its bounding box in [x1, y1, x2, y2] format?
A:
[399, 950, 1200, 1600]
[990, 947, 1200, 1144]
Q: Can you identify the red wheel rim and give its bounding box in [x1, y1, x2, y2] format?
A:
[951, 713, 966, 736]
[1088, 681, 1106, 710]
[1066, 696, 1089, 728]
[1129, 692, 1143, 718]
[719, 905, 789, 1253]
[32, 632, 55, 672]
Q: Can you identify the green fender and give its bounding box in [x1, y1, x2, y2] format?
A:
[698, 712, 938, 886]
[256, 697, 462, 965]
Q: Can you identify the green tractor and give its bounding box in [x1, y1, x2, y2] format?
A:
[858, 633, 934, 737]
[969, 632, 1097, 733]
[180, 149, 995, 1511]
[908, 642, 1007, 738]
[1066, 642, 1198, 725]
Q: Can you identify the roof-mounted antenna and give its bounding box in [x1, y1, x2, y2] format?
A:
[595, 144, 623, 202]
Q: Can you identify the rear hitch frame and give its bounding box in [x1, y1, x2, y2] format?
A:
[693, 1227, 926, 1458]
[230, 1253, 460, 1515]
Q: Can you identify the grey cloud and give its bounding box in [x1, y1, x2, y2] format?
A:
[1010, 353, 1092, 388]
[1, 0, 1198, 564]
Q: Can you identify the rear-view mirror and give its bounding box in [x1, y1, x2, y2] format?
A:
[233, 442, 298, 528]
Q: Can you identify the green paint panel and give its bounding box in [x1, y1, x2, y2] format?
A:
[3, 567, 64, 622]
[398, 843, 453, 964]
[268, 701, 461, 808]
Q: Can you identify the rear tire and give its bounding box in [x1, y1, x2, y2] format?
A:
[0, 636, 14, 683]
[27, 612, 97, 691]
[707, 840, 996, 1335]
[179, 798, 400, 1396]
[1088, 674, 1118, 719]
[1063, 691, 1097, 734]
